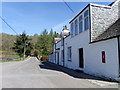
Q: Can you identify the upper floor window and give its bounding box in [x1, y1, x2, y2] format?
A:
[79, 15, 82, 21]
[71, 23, 74, 36]
[75, 19, 78, 35]
[79, 15, 83, 33]
[84, 17, 89, 30]
[84, 10, 89, 17]
[84, 10, 90, 31]
[70, 9, 90, 37]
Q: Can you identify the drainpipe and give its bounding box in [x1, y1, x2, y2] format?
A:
[61, 25, 69, 67]
[55, 42, 56, 64]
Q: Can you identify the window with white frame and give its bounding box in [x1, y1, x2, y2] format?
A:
[61, 50, 64, 61]
[84, 10, 90, 31]
[79, 15, 83, 33]
[70, 9, 90, 37]
[71, 23, 74, 36]
[67, 47, 72, 61]
[75, 19, 78, 35]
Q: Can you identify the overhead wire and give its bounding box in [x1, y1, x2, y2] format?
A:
[0, 1, 75, 35]
[63, 0, 75, 14]
[0, 16, 19, 35]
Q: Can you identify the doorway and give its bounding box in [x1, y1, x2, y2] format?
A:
[57, 52, 59, 65]
[79, 48, 84, 68]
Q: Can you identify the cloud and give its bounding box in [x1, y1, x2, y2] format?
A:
[52, 19, 70, 33]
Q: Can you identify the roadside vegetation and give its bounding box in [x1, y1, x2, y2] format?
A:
[0, 59, 23, 62]
[12, 32, 33, 59]
[0, 29, 59, 62]
[35, 29, 59, 56]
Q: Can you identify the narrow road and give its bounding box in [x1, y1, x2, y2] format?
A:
[2, 57, 118, 88]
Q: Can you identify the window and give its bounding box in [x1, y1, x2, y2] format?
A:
[84, 17, 89, 30]
[79, 15, 83, 33]
[79, 15, 82, 21]
[84, 10, 90, 31]
[67, 47, 72, 61]
[61, 50, 64, 61]
[71, 23, 74, 36]
[102, 51, 106, 63]
[84, 10, 89, 17]
[70, 9, 90, 37]
[79, 22, 83, 33]
[75, 19, 78, 35]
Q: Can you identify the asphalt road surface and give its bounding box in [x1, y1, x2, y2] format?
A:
[1, 57, 119, 88]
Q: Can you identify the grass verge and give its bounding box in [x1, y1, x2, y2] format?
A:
[0, 59, 24, 63]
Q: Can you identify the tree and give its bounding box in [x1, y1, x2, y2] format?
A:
[12, 32, 33, 59]
[36, 29, 49, 56]
[35, 29, 60, 56]
[48, 29, 54, 53]
[34, 50, 39, 57]
[49, 29, 53, 37]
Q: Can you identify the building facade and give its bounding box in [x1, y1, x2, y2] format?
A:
[49, 0, 120, 81]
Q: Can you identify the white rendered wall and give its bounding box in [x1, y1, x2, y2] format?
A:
[85, 38, 119, 79]
[64, 30, 90, 70]
[55, 41, 63, 66]
[64, 29, 119, 79]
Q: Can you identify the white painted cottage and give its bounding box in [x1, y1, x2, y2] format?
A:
[49, 0, 120, 81]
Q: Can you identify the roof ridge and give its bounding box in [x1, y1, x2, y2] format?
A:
[90, 3, 111, 8]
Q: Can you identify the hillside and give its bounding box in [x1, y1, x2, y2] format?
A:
[0, 33, 39, 54]
[0, 33, 17, 51]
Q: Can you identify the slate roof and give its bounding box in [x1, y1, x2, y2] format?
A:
[93, 18, 120, 42]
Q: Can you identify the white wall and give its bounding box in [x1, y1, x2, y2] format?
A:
[50, 30, 119, 79]
[55, 41, 63, 66]
[64, 30, 90, 70]
[85, 38, 119, 79]
[64, 29, 119, 79]
[49, 54, 55, 63]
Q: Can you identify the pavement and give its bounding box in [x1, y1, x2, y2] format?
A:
[1, 57, 119, 88]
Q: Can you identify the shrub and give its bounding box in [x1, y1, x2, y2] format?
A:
[41, 56, 48, 61]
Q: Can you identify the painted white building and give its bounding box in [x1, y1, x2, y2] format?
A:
[49, 0, 120, 81]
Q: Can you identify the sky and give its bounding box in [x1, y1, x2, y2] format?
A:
[1, 1, 112, 35]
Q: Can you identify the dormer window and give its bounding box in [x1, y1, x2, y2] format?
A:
[84, 10, 90, 31]
[84, 10, 89, 17]
[71, 23, 74, 36]
[70, 8, 90, 37]
[75, 19, 78, 35]
[79, 15, 83, 33]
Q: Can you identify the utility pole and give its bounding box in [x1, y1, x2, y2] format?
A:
[23, 46, 26, 60]
[23, 36, 26, 60]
